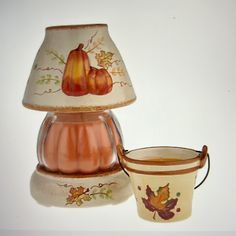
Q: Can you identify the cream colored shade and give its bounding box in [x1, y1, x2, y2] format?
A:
[23, 24, 136, 112]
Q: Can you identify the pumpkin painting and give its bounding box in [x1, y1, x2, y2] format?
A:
[62, 44, 90, 96]
[37, 111, 122, 174]
[61, 43, 113, 96]
[88, 67, 113, 95]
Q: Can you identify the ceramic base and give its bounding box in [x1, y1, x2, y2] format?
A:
[30, 166, 132, 207]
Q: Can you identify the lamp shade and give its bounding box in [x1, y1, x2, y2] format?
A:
[23, 24, 136, 112]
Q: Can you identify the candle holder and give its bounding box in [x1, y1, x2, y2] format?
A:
[23, 24, 136, 207]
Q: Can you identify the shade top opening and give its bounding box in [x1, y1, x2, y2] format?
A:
[46, 24, 108, 30]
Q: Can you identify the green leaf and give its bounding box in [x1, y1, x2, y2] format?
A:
[76, 199, 83, 206]
[83, 194, 92, 201]
[99, 194, 105, 199]
[106, 189, 112, 194]
[100, 188, 106, 193]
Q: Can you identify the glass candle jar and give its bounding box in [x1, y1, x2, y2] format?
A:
[37, 110, 122, 174]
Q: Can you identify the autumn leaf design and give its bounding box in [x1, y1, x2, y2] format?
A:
[63, 184, 114, 207]
[95, 50, 114, 69]
[66, 186, 91, 206]
[142, 184, 179, 220]
[36, 74, 60, 85]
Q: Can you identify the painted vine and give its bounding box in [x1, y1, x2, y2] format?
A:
[57, 182, 117, 206]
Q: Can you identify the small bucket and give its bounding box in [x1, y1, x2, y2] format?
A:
[117, 145, 210, 222]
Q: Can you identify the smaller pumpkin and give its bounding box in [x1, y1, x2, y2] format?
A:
[62, 44, 90, 96]
[88, 67, 113, 95]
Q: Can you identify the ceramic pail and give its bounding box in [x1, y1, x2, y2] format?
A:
[117, 145, 209, 222]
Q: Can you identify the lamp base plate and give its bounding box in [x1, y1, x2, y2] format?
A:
[30, 166, 132, 207]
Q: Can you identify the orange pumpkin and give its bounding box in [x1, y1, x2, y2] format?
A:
[62, 44, 90, 96]
[37, 111, 122, 174]
[88, 67, 113, 95]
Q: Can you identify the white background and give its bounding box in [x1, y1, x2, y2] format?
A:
[0, 0, 236, 233]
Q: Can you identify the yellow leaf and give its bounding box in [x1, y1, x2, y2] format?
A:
[95, 50, 114, 69]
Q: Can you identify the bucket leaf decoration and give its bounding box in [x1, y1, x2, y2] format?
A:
[142, 184, 179, 220]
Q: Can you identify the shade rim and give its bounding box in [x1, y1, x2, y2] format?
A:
[46, 24, 108, 30]
[22, 97, 136, 112]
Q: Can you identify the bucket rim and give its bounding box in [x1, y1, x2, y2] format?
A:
[122, 146, 201, 166]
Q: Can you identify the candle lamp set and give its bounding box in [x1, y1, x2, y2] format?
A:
[23, 24, 209, 222]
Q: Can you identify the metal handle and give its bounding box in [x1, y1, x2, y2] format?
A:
[194, 145, 210, 189]
[117, 145, 130, 177]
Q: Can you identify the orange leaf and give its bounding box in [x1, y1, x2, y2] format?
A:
[143, 184, 168, 210]
[156, 184, 170, 202]
[69, 186, 86, 197]
[149, 184, 169, 210]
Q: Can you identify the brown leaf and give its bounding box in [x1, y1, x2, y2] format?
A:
[158, 211, 175, 220]
[142, 198, 156, 212]
[164, 198, 178, 211]
[142, 184, 179, 220]
[69, 186, 85, 197]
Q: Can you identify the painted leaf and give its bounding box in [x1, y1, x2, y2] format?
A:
[82, 194, 92, 201]
[142, 198, 156, 212]
[66, 195, 75, 205]
[95, 50, 114, 69]
[142, 184, 179, 220]
[158, 211, 174, 220]
[66, 186, 89, 205]
[76, 199, 83, 206]
[143, 184, 170, 210]
[165, 198, 178, 211]
[69, 186, 85, 197]
[156, 184, 170, 204]
[63, 182, 114, 206]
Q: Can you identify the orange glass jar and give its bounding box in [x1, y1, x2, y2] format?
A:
[37, 111, 122, 174]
